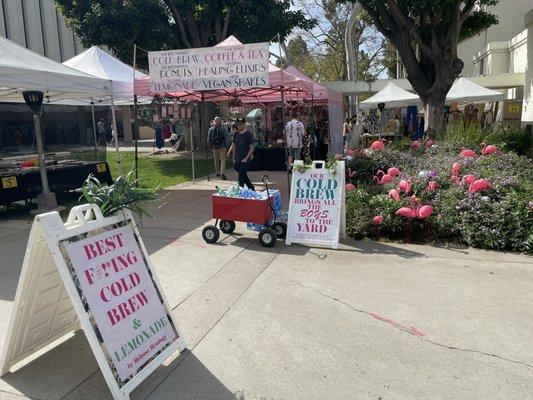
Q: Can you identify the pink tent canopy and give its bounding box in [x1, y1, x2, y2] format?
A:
[283, 65, 345, 153]
[134, 36, 312, 102]
[284, 65, 343, 104]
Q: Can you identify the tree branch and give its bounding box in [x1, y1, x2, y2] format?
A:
[461, 0, 477, 23]
[161, 0, 191, 48]
[384, 0, 432, 58]
[357, 0, 393, 40]
[222, 7, 231, 40]
[185, 10, 201, 47]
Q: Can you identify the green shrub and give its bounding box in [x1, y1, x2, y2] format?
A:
[438, 125, 532, 155]
[343, 137, 533, 253]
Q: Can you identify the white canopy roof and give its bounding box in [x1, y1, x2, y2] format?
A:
[446, 77, 504, 103]
[63, 46, 146, 101]
[0, 36, 112, 103]
[360, 82, 421, 108]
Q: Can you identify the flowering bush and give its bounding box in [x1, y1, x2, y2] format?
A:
[344, 144, 533, 253]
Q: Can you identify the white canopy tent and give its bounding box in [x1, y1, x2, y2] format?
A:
[62, 46, 152, 172]
[360, 82, 421, 109]
[0, 36, 112, 102]
[62, 46, 148, 102]
[0, 36, 113, 209]
[446, 77, 505, 103]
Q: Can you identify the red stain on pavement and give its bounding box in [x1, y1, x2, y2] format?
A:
[370, 313, 425, 337]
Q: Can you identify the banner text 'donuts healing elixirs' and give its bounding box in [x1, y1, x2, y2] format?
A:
[148, 42, 270, 92]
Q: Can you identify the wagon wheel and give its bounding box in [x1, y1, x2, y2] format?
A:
[258, 227, 277, 247]
[272, 222, 287, 239]
[219, 220, 236, 234]
[202, 225, 220, 244]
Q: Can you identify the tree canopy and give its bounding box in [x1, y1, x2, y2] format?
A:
[55, 0, 316, 65]
[278, 0, 390, 82]
[352, 0, 499, 131]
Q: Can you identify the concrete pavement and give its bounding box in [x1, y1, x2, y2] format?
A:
[0, 171, 532, 400]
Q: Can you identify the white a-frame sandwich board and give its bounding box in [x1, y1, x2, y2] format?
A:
[0, 204, 186, 400]
[286, 160, 346, 249]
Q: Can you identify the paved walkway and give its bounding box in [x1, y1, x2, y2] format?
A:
[0, 171, 532, 400]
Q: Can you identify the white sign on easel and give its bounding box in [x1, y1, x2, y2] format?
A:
[286, 160, 345, 249]
[0, 204, 186, 400]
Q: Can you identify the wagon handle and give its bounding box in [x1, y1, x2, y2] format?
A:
[261, 174, 275, 222]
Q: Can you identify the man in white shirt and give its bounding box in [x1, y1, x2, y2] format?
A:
[285, 112, 305, 169]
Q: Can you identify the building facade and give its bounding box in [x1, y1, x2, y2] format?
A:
[0, 0, 83, 62]
[457, 0, 533, 76]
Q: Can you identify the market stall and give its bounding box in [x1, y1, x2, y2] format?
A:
[359, 82, 422, 144]
[235, 65, 344, 170]
[62, 46, 154, 174]
[133, 36, 313, 179]
[0, 36, 113, 208]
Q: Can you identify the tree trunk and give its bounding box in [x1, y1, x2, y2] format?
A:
[424, 94, 446, 136]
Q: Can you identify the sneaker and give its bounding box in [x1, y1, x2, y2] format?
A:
[221, 174, 227, 180]
[215, 173, 220, 177]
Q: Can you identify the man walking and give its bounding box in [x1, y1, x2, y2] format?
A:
[285, 111, 305, 169]
[97, 118, 107, 145]
[208, 116, 228, 180]
[227, 116, 255, 190]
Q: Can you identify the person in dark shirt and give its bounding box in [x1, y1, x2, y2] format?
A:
[227, 116, 255, 190]
[207, 116, 228, 180]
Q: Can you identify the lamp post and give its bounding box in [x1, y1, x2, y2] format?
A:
[23, 91, 60, 212]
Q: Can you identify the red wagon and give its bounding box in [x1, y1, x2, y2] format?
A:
[202, 176, 287, 247]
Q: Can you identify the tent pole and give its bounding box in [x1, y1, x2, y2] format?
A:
[201, 93, 209, 182]
[110, 89, 122, 176]
[90, 99, 98, 160]
[133, 94, 139, 184]
[281, 85, 290, 194]
[190, 117, 195, 183]
[132, 44, 139, 184]
[278, 33, 290, 195]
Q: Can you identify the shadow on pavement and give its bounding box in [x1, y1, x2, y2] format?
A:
[2, 332, 236, 400]
[281, 240, 425, 259]
[134, 350, 238, 400]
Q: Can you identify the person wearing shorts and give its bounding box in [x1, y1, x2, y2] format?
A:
[285, 112, 305, 170]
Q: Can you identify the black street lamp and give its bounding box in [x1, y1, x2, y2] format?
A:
[22, 90, 60, 212]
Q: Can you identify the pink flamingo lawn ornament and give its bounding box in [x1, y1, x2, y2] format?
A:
[345, 183, 356, 192]
[373, 170, 393, 185]
[411, 140, 421, 149]
[481, 142, 500, 156]
[396, 196, 434, 243]
[387, 167, 401, 177]
[388, 188, 401, 202]
[370, 139, 387, 150]
[397, 179, 412, 194]
[462, 174, 476, 185]
[418, 204, 434, 241]
[396, 196, 418, 243]
[427, 181, 439, 192]
[373, 215, 383, 240]
[469, 179, 490, 193]
[460, 148, 476, 158]
[451, 175, 461, 186]
[451, 162, 462, 175]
